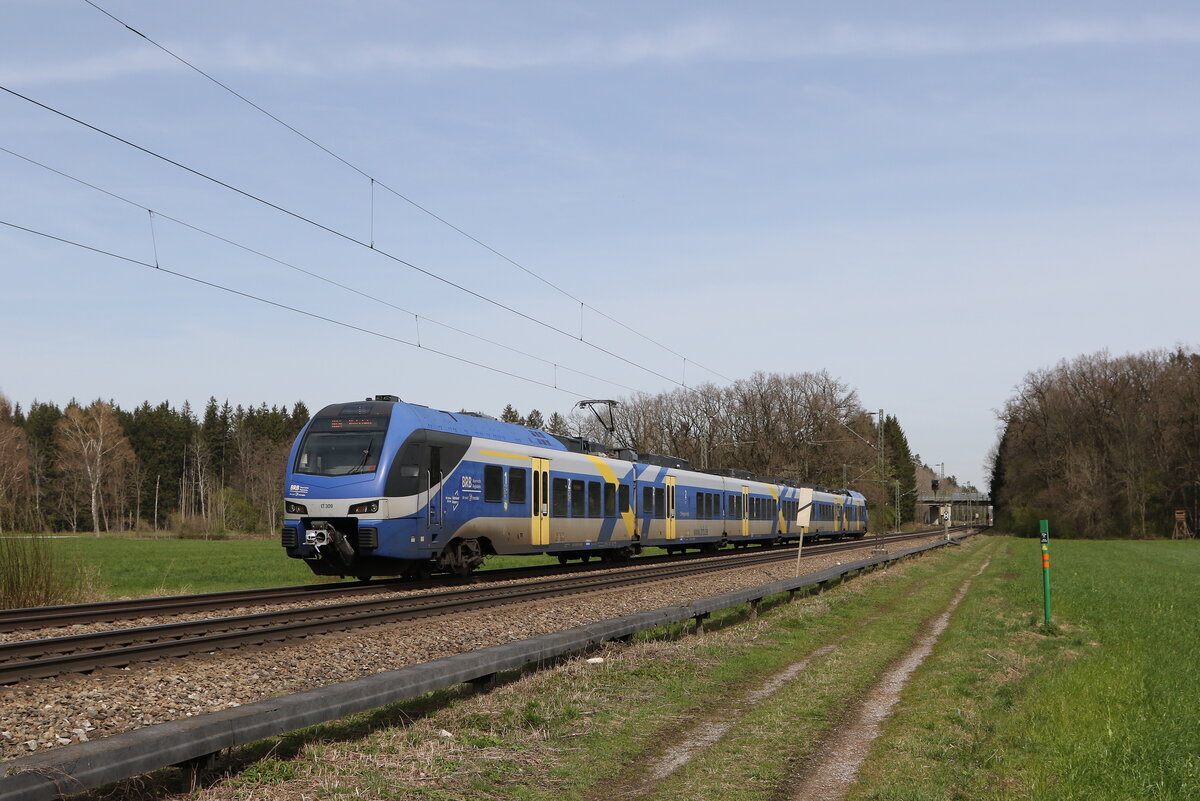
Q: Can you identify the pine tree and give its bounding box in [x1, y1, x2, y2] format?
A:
[546, 412, 570, 436]
[882, 415, 917, 524]
[499, 404, 522, 424]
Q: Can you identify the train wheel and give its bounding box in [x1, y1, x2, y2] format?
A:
[558, 554, 569, 565]
[356, 575, 372, 582]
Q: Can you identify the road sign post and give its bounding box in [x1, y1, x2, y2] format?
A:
[1040, 519, 1052, 625]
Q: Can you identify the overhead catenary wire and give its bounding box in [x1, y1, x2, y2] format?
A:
[0, 144, 642, 397]
[80, 0, 735, 386]
[0, 82, 692, 390]
[0, 217, 595, 399]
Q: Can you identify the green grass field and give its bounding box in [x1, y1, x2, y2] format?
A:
[38, 536, 324, 598]
[849, 537, 1200, 801]
[2, 535, 572, 601]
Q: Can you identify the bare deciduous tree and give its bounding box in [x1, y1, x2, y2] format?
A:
[55, 401, 136, 536]
[992, 347, 1200, 537]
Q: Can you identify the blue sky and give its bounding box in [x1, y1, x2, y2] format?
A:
[2, 1, 1199, 488]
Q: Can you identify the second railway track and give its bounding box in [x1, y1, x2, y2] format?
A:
[0, 530, 960, 685]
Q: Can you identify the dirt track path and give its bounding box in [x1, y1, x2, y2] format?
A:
[788, 555, 991, 800]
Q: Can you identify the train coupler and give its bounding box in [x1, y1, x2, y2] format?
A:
[305, 521, 356, 565]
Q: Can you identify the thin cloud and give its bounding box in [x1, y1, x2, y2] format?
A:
[3, 16, 1199, 86]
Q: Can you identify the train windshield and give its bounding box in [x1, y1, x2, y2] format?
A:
[294, 415, 389, 477]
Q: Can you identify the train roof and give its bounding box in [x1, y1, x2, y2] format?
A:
[312, 398, 870, 500]
[315, 398, 570, 452]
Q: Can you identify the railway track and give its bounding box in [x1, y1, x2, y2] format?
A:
[0, 528, 958, 633]
[0, 529, 963, 685]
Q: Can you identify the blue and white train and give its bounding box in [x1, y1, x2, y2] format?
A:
[281, 396, 868, 578]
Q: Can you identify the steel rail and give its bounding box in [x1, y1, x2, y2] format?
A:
[0, 531, 949, 684]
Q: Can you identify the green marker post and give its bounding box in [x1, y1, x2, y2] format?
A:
[1039, 519, 1051, 625]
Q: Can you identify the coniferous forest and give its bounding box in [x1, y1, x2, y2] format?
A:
[0, 395, 308, 536]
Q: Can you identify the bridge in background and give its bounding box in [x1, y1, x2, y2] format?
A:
[916, 492, 992, 526]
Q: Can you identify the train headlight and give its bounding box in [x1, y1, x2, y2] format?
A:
[285, 501, 308, 515]
[349, 500, 380, 515]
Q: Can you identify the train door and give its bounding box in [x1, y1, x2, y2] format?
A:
[427, 445, 443, 532]
[835, 500, 844, 536]
[665, 476, 677, 540]
[741, 486, 750, 537]
[531, 458, 550, 547]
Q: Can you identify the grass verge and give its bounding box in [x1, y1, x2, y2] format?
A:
[847, 538, 1200, 801]
[0, 535, 102, 607]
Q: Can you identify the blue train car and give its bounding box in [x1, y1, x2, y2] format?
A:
[281, 397, 864, 577]
[796, 487, 868, 539]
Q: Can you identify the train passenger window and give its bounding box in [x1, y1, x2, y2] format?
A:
[619, 485, 630, 514]
[509, 468, 527, 505]
[571, 480, 585, 517]
[552, 478, 569, 517]
[654, 488, 665, 519]
[643, 487, 654, 515]
[588, 481, 602, 517]
[484, 465, 503, 503]
[604, 484, 616, 518]
[695, 496, 703, 519]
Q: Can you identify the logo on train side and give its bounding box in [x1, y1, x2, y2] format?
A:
[289, 484, 309, 497]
